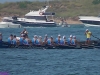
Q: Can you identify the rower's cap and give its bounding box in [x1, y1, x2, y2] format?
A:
[58, 34, 61, 36]
[63, 35, 66, 38]
[70, 35, 72, 38]
[34, 35, 37, 37]
[86, 29, 88, 31]
[73, 36, 76, 38]
[45, 34, 47, 36]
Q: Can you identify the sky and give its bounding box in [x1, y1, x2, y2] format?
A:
[0, 0, 50, 3]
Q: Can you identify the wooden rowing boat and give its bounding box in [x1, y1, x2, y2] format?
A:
[0, 40, 100, 49]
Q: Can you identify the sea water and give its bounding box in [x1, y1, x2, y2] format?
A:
[0, 25, 100, 75]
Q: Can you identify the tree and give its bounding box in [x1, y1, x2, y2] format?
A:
[92, 0, 100, 4]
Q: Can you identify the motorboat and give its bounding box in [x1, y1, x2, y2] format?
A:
[79, 16, 100, 27]
[12, 6, 57, 27]
[0, 17, 21, 28]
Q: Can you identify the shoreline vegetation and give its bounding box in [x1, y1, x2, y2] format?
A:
[0, 0, 100, 24]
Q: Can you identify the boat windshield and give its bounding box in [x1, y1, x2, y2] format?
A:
[25, 16, 47, 21]
[3, 19, 12, 22]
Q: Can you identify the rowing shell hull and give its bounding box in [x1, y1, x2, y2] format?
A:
[0, 44, 100, 49]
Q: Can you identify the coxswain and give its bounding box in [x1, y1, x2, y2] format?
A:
[43, 34, 48, 44]
[67, 35, 73, 45]
[55, 34, 61, 45]
[71, 36, 78, 45]
[85, 29, 92, 45]
[21, 28, 28, 37]
[0, 33, 2, 45]
[8, 34, 13, 44]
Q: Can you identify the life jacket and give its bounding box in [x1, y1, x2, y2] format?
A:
[47, 39, 51, 45]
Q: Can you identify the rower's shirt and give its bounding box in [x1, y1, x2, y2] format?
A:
[71, 39, 75, 45]
[8, 37, 13, 44]
[55, 38, 60, 44]
[19, 37, 24, 45]
[47, 39, 51, 45]
[32, 38, 36, 44]
[60, 38, 64, 45]
[23, 39, 29, 45]
[86, 31, 91, 38]
[44, 37, 48, 42]
[67, 38, 72, 45]
[35, 39, 40, 45]
[13, 38, 17, 45]
[32, 38, 39, 45]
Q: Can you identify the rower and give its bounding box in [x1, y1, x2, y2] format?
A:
[55, 34, 61, 45]
[85, 29, 92, 45]
[23, 35, 30, 45]
[21, 28, 28, 37]
[43, 34, 48, 44]
[19, 34, 25, 45]
[67, 35, 72, 45]
[51, 36, 54, 45]
[38, 36, 42, 45]
[71, 36, 77, 45]
[0, 33, 2, 45]
[8, 34, 13, 44]
[47, 36, 54, 45]
[60, 35, 66, 45]
[32, 35, 40, 45]
[12, 35, 17, 45]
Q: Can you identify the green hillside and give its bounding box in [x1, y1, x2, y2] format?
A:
[0, 0, 100, 18]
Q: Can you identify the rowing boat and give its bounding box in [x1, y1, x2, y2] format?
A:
[0, 40, 100, 49]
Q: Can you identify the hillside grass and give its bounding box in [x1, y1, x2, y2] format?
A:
[0, 0, 100, 18]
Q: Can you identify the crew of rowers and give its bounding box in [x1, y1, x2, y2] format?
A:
[7, 33, 78, 46]
[0, 28, 92, 46]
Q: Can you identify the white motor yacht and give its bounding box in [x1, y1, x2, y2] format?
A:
[0, 17, 21, 28]
[79, 16, 100, 27]
[12, 6, 57, 27]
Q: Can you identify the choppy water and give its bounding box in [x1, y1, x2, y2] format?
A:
[0, 25, 100, 75]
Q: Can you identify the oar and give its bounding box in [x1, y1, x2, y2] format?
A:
[92, 35, 100, 40]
